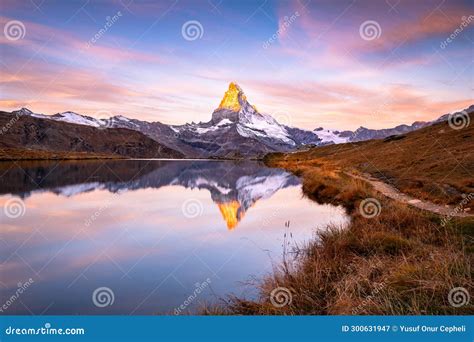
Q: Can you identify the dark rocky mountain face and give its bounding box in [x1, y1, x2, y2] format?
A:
[105, 82, 321, 158]
[349, 123, 429, 142]
[285, 126, 322, 146]
[0, 111, 184, 159]
[4, 85, 472, 159]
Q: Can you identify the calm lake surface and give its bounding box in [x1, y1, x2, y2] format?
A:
[0, 160, 348, 314]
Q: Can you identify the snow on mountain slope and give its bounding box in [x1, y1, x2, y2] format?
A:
[313, 128, 350, 144]
[51, 111, 103, 127]
[194, 119, 233, 134]
[30, 113, 49, 119]
[212, 83, 296, 146]
[105, 115, 140, 129]
[237, 109, 296, 145]
[13, 109, 138, 130]
[166, 83, 299, 152]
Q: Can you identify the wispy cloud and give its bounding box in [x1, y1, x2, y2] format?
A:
[0, 16, 166, 64]
[0, 1, 471, 129]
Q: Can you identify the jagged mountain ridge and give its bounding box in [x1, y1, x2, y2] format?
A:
[163, 83, 322, 157]
[8, 84, 474, 158]
[12, 83, 322, 158]
[314, 104, 474, 144]
[0, 110, 184, 159]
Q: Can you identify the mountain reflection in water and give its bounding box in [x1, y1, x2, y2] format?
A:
[1, 160, 299, 229]
[0, 159, 349, 314]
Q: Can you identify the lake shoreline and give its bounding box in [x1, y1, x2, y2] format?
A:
[0, 148, 264, 162]
[205, 148, 473, 315]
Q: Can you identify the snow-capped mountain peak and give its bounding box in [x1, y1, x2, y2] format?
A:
[51, 111, 103, 127]
[17, 107, 33, 115]
[212, 82, 253, 123]
[210, 83, 298, 146]
[12, 107, 48, 120]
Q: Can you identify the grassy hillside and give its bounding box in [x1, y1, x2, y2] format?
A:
[265, 113, 473, 210]
[208, 114, 473, 315]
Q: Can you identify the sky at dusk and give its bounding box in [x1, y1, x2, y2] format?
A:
[0, 0, 473, 130]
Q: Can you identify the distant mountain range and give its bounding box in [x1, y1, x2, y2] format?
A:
[0, 109, 183, 159]
[1, 83, 472, 159]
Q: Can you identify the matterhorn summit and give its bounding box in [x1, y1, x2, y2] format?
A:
[212, 82, 257, 123]
[207, 82, 296, 146]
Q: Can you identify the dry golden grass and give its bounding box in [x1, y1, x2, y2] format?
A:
[265, 114, 474, 210]
[207, 158, 473, 315]
[0, 147, 122, 161]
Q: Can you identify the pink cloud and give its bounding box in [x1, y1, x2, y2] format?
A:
[275, 1, 472, 65]
[244, 80, 472, 130]
[0, 16, 165, 64]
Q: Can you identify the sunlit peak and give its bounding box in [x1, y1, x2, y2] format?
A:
[218, 82, 247, 112]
